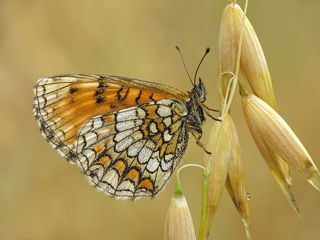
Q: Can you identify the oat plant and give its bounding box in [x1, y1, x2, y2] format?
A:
[164, 0, 320, 239]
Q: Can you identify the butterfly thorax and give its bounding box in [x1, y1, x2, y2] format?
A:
[185, 84, 206, 135]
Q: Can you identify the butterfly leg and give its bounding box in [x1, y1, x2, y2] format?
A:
[202, 103, 220, 113]
[190, 130, 211, 155]
[202, 107, 222, 121]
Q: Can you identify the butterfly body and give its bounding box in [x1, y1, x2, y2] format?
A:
[33, 74, 207, 199]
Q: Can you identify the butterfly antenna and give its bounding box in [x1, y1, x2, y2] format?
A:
[176, 45, 194, 86]
[194, 47, 210, 85]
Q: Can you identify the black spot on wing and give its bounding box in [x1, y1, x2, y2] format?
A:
[96, 96, 106, 104]
[117, 87, 130, 101]
[69, 87, 77, 94]
[149, 93, 156, 101]
[135, 90, 142, 104]
[94, 88, 104, 96]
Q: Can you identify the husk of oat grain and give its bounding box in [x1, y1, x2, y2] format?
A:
[225, 115, 251, 239]
[219, 2, 277, 109]
[242, 93, 320, 195]
[164, 182, 196, 240]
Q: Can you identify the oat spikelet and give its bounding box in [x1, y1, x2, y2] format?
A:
[218, 2, 277, 108]
[164, 183, 196, 240]
[206, 116, 232, 222]
[242, 93, 320, 194]
[225, 115, 251, 239]
[205, 114, 250, 239]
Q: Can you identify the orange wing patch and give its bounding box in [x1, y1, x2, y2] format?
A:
[126, 168, 140, 184]
[113, 160, 127, 176]
[138, 178, 154, 192]
[99, 156, 111, 167]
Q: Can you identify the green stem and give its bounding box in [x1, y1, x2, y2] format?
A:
[175, 164, 205, 197]
[197, 168, 209, 240]
[174, 176, 184, 197]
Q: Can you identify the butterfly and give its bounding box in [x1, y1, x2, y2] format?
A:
[33, 47, 219, 199]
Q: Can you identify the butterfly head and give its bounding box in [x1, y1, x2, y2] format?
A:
[192, 78, 206, 103]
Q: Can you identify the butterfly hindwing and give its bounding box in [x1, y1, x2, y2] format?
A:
[76, 100, 189, 198]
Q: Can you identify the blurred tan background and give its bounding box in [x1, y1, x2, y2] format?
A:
[1, 0, 320, 239]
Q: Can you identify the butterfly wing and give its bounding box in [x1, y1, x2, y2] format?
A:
[33, 74, 190, 198]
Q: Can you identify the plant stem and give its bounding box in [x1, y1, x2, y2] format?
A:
[197, 168, 209, 240]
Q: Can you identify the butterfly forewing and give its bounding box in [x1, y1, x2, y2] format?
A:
[33, 74, 191, 198]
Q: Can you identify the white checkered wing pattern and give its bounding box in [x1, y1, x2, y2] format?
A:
[76, 99, 189, 199]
